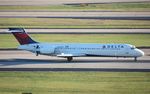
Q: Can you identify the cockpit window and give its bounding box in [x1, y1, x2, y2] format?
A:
[131, 46, 135, 50]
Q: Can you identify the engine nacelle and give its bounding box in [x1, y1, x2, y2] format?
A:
[40, 46, 55, 54]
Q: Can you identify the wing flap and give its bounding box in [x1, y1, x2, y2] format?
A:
[57, 53, 85, 57]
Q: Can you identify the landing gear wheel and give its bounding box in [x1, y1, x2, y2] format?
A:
[67, 57, 73, 62]
[134, 57, 137, 62]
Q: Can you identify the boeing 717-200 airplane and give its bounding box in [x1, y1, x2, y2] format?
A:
[8, 28, 144, 62]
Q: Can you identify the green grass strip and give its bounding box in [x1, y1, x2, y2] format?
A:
[0, 72, 150, 94]
[0, 34, 149, 48]
[0, 2, 150, 11]
[0, 18, 150, 29]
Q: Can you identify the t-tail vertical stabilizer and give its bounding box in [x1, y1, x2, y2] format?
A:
[8, 28, 37, 45]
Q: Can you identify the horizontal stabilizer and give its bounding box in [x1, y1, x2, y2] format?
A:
[8, 28, 25, 32]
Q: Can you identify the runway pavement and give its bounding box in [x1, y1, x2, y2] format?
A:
[0, 12, 150, 20]
[0, 0, 148, 5]
[2, 16, 150, 20]
[0, 49, 149, 71]
[1, 29, 150, 34]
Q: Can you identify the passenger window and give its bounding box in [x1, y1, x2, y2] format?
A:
[121, 46, 124, 48]
[102, 45, 106, 49]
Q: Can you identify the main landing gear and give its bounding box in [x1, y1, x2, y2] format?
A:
[134, 57, 137, 62]
[67, 57, 73, 62]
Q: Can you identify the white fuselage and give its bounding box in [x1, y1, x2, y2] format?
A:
[18, 43, 144, 58]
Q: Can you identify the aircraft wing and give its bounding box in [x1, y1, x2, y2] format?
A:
[57, 53, 85, 57]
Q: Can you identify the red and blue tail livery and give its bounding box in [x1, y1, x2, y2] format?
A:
[9, 28, 37, 45]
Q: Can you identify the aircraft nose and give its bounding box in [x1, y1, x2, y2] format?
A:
[136, 49, 144, 57]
